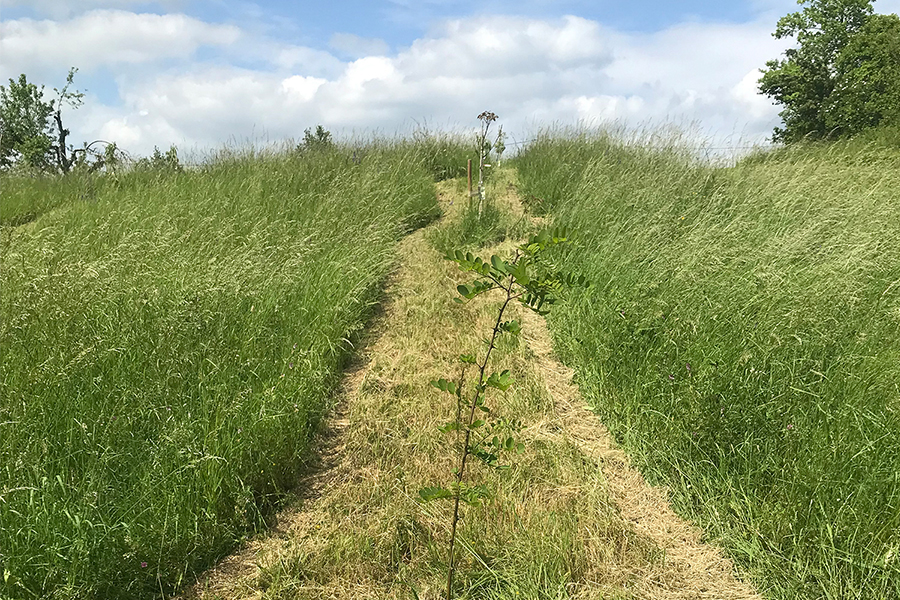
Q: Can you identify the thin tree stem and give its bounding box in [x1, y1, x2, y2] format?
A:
[446, 275, 514, 600]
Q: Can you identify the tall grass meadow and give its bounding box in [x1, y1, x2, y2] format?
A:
[0, 139, 462, 598]
[515, 129, 900, 599]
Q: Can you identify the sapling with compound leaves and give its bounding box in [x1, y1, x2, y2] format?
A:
[420, 227, 587, 599]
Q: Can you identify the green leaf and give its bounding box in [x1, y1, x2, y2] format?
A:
[459, 353, 477, 364]
[500, 320, 521, 335]
[486, 370, 513, 391]
[472, 448, 499, 467]
[419, 486, 454, 502]
[471, 419, 485, 429]
[513, 265, 530, 285]
[439, 421, 461, 433]
[430, 378, 456, 394]
[516, 442, 525, 454]
[457, 284, 470, 297]
[491, 255, 507, 273]
[458, 484, 491, 506]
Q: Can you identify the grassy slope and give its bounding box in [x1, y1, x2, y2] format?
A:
[515, 133, 900, 599]
[188, 172, 667, 600]
[1, 172, 101, 227]
[0, 146, 439, 599]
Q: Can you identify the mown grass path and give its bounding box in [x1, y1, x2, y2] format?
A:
[184, 173, 760, 600]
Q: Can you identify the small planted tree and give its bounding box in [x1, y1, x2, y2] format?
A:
[494, 125, 506, 167]
[475, 111, 497, 215]
[420, 227, 587, 599]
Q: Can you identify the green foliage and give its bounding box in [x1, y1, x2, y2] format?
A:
[516, 131, 900, 599]
[298, 124, 334, 152]
[0, 68, 90, 173]
[493, 126, 506, 164]
[0, 144, 438, 599]
[135, 144, 183, 172]
[758, 0, 900, 142]
[0, 171, 102, 227]
[422, 227, 586, 598]
[521, 133, 628, 211]
[831, 13, 900, 133]
[0, 74, 54, 170]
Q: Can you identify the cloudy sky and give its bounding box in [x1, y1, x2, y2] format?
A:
[2, 0, 898, 156]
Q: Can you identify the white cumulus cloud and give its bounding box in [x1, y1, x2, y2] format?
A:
[1, 0, 182, 18]
[0, 10, 240, 76]
[22, 11, 800, 155]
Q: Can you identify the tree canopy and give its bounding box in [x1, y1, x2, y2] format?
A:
[0, 74, 54, 170]
[831, 13, 900, 134]
[759, 0, 900, 142]
[0, 68, 87, 173]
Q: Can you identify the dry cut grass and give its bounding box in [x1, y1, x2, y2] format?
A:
[184, 172, 759, 600]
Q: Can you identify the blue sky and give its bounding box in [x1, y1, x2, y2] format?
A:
[181, 0, 759, 44]
[2, 0, 897, 155]
[3, 0, 763, 37]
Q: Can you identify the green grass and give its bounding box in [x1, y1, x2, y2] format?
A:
[0, 143, 441, 599]
[515, 130, 900, 600]
[0, 171, 105, 226]
[427, 175, 531, 256]
[409, 129, 476, 182]
[199, 177, 655, 600]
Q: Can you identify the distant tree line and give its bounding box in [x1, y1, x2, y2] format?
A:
[759, 0, 900, 143]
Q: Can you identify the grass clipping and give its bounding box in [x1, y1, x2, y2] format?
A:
[186, 172, 759, 600]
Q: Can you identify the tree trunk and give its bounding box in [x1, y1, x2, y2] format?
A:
[54, 110, 71, 174]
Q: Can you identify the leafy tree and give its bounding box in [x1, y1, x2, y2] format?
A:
[830, 13, 900, 133]
[0, 68, 89, 173]
[758, 0, 874, 142]
[298, 124, 333, 152]
[0, 74, 54, 170]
